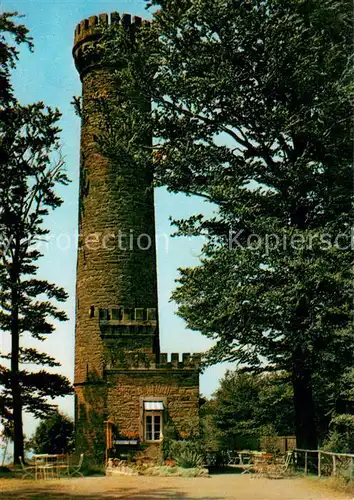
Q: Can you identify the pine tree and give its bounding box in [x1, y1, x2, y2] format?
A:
[0, 12, 72, 464]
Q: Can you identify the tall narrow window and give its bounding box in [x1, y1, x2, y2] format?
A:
[145, 413, 162, 442]
[143, 401, 164, 442]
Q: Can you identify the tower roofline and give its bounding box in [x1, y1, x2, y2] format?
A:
[73, 12, 150, 52]
[73, 12, 150, 79]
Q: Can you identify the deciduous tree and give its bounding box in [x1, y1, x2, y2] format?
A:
[100, 0, 353, 449]
[29, 411, 74, 455]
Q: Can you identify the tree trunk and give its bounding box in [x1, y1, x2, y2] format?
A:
[292, 347, 317, 451]
[10, 262, 24, 465]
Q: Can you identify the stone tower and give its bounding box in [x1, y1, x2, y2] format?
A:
[73, 12, 200, 462]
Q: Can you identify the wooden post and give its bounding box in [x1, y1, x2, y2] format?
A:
[1, 437, 8, 467]
[104, 420, 114, 467]
[350, 457, 353, 479]
[332, 454, 336, 476]
[318, 450, 321, 477]
[305, 451, 308, 475]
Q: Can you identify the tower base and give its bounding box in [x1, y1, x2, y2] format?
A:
[74, 353, 200, 462]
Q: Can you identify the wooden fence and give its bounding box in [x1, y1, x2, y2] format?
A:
[295, 448, 354, 479]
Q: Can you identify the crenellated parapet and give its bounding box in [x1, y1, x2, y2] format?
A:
[157, 352, 201, 370]
[95, 307, 157, 324]
[73, 12, 200, 457]
[105, 352, 201, 371]
[73, 12, 150, 79]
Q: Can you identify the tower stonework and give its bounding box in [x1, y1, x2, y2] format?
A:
[73, 13, 200, 462]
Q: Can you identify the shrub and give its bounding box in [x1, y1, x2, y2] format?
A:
[80, 462, 105, 476]
[167, 440, 205, 469]
[322, 414, 354, 453]
[29, 411, 74, 454]
[160, 422, 178, 461]
[260, 435, 280, 454]
[174, 448, 204, 469]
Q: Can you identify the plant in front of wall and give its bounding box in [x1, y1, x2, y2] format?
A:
[174, 447, 204, 469]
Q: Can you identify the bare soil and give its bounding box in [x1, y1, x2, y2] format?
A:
[0, 474, 352, 500]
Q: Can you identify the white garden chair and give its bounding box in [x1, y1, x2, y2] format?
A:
[69, 453, 84, 477]
[19, 456, 35, 479]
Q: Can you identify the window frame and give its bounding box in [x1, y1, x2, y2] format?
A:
[144, 411, 163, 442]
[139, 396, 167, 443]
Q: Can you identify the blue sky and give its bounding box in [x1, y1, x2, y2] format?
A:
[1, 0, 234, 436]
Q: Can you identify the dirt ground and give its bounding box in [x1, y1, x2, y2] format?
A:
[0, 474, 352, 500]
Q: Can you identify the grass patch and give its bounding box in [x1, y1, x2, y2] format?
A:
[80, 463, 105, 476]
[0, 466, 16, 479]
[316, 476, 354, 495]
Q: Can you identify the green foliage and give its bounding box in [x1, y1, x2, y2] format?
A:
[137, 464, 208, 477]
[199, 398, 222, 452]
[0, 12, 72, 462]
[101, 0, 353, 450]
[322, 414, 354, 453]
[208, 370, 294, 450]
[29, 411, 74, 455]
[174, 448, 204, 469]
[160, 421, 178, 461]
[80, 462, 105, 477]
[322, 431, 350, 455]
[311, 367, 354, 444]
[0, 12, 33, 106]
[259, 428, 281, 454]
[166, 440, 205, 469]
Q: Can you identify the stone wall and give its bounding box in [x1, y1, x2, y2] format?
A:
[72, 12, 200, 461]
[75, 383, 108, 462]
[75, 363, 200, 462]
[74, 63, 159, 384]
[106, 369, 200, 440]
[73, 12, 159, 383]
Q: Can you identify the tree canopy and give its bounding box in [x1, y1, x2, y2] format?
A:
[29, 411, 74, 455]
[99, 0, 353, 449]
[0, 11, 33, 106]
[203, 370, 294, 451]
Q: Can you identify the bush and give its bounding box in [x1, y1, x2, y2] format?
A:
[322, 431, 350, 454]
[138, 465, 209, 477]
[322, 414, 354, 453]
[160, 422, 178, 461]
[174, 448, 204, 469]
[260, 435, 280, 454]
[29, 411, 74, 454]
[80, 462, 105, 476]
[163, 440, 205, 469]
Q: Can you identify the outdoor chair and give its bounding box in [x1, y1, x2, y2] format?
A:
[251, 453, 275, 478]
[19, 456, 35, 479]
[252, 452, 293, 479]
[54, 454, 70, 477]
[69, 453, 84, 477]
[283, 450, 294, 471]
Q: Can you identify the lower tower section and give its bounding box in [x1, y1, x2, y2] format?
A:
[75, 353, 200, 462]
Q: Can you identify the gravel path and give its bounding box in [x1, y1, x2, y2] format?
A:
[0, 475, 352, 500]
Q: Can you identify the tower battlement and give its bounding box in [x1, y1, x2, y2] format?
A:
[95, 307, 157, 324]
[73, 11, 200, 458]
[105, 352, 201, 371]
[73, 12, 150, 78]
